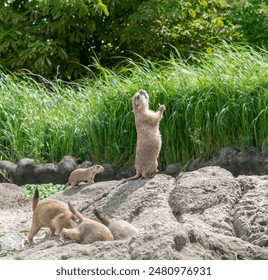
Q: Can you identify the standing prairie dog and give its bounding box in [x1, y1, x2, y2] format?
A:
[64, 165, 104, 189]
[60, 202, 114, 244]
[122, 89, 165, 182]
[26, 187, 77, 245]
[93, 209, 139, 240]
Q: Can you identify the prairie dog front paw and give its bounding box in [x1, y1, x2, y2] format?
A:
[158, 104, 166, 113]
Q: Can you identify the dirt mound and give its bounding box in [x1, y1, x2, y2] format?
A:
[1, 166, 268, 260]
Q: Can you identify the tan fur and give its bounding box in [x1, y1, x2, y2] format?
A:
[64, 165, 104, 189]
[122, 89, 165, 182]
[60, 202, 114, 244]
[93, 209, 139, 240]
[26, 188, 77, 245]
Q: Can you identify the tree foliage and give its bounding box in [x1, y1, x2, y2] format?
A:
[0, 0, 267, 79]
[0, 0, 109, 79]
[226, 0, 268, 47]
[107, 0, 236, 59]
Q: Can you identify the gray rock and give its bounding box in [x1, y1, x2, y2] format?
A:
[57, 156, 77, 171]
[163, 163, 181, 177]
[34, 163, 58, 184]
[78, 161, 92, 168]
[0, 160, 16, 183]
[187, 147, 268, 176]
[0, 232, 25, 257]
[15, 158, 36, 185]
[1, 147, 268, 185]
[187, 158, 209, 172]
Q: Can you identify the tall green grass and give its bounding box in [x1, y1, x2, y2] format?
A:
[0, 45, 268, 169]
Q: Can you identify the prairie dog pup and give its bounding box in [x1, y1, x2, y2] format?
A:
[26, 187, 77, 245]
[64, 165, 104, 189]
[122, 89, 165, 182]
[93, 209, 139, 240]
[60, 202, 114, 244]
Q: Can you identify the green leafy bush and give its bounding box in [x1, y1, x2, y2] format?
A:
[21, 184, 64, 199]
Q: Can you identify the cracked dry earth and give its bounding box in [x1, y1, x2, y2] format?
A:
[1, 166, 268, 260]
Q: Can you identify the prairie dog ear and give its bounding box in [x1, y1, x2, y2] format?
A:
[138, 89, 149, 100]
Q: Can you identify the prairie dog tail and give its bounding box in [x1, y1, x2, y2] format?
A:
[62, 182, 70, 190]
[117, 173, 141, 185]
[67, 201, 84, 222]
[32, 187, 39, 212]
[93, 209, 112, 227]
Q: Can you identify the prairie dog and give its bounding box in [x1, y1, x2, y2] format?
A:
[60, 202, 114, 244]
[93, 209, 139, 240]
[64, 165, 104, 189]
[122, 89, 165, 182]
[26, 187, 77, 245]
